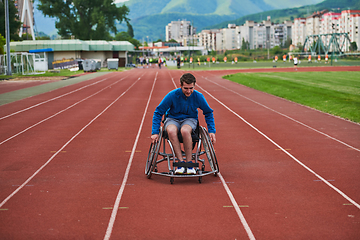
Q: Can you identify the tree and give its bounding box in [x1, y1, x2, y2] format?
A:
[351, 41, 358, 51]
[0, 0, 22, 41]
[115, 32, 131, 41]
[37, 0, 130, 40]
[0, 34, 6, 55]
[115, 32, 140, 50]
[127, 22, 134, 38]
[241, 38, 249, 50]
[272, 45, 282, 55]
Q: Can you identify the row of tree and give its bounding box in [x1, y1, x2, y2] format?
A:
[0, 0, 141, 50]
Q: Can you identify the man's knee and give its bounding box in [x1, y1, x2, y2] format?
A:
[180, 125, 192, 138]
[166, 125, 178, 138]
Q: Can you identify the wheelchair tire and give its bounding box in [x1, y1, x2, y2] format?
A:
[145, 127, 163, 178]
[200, 126, 219, 174]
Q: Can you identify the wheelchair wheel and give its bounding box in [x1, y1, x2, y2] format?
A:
[145, 128, 163, 178]
[200, 126, 219, 174]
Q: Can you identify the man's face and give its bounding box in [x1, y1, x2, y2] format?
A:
[181, 82, 195, 97]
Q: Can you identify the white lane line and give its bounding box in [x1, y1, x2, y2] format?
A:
[168, 71, 177, 88]
[0, 76, 113, 120]
[219, 173, 256, 240]
[169, 71, 256, 239]
[202, 75, 360, 152]
[103, 72, 158, 240]
[197, 84, 360, 210]
[0, 76, 129, 146]
[0, 76, 142, 209]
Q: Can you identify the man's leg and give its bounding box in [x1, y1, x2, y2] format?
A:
[166, 124, 183, 161]
[180, 124, 193, 161]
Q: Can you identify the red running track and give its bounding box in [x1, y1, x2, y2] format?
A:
[0, 67, 359, 239]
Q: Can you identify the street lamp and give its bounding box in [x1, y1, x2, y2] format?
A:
[5, 0, 12, 75]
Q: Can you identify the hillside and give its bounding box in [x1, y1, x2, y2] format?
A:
[34, 0, 325, 40]
[118, 0, 323, 41]
[206, 0, 360, 30]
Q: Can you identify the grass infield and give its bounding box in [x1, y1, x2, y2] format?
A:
[168, 59, 360, 71]
[223, 71, 360, 123]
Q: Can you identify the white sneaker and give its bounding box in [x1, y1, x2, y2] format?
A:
[175, 161, 186, 174]
[187, 167, 196, 175]
[187, 162, 197, 174]
[175, 167, 185, 174]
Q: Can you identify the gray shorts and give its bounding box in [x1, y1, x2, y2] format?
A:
[164, 118, 198, 132]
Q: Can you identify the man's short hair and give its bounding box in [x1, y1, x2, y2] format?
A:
[180, 73, 196, 85]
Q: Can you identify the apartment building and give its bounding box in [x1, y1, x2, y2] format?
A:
[293, 9, 360, 52]
[198, 29, 222, 51]
[321, 12, 341, 34]
[165, 20, 196, 43]
[221, 24, 238, 50]
[196, 18, 291, 51]
[306, 10, 328, 36]
[237, 18, 291, 50]
[237, 21, 254, 49]
[292, 18, 306, 47]
[167, 9, 359, 53]
[341, 10, 360, 50]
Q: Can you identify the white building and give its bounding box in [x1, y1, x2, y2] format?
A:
[237, 18, 291, 50]
[293, 9, 360, 52]
[197, 18, 291, 51]
[292, 18, 306, 48]
[221, 24, 238, 50]
[321, 12, 341, 34]
[198, 29, 222, 51]
[340, 10, 360, 51]
[165, 20, 196, 43]
[306, 10, 327, 37]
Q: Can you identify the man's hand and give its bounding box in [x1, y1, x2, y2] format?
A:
[151, 134, 159, 143]
[209, 133, 216, 144]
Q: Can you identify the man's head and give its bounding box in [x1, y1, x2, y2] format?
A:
[180, 73, 196, 97]
[180, 73, 196, 86]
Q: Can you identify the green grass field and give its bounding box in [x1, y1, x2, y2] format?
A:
[223, 71, 360, 123]
[168, 58, 360, 71]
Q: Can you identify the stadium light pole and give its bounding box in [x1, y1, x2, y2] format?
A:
[5, 0, 12, 75]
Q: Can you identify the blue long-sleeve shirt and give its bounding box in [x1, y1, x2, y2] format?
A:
[152, 88, 216, 135]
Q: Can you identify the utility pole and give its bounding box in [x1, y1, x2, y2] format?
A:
[5, 0, 12, 75]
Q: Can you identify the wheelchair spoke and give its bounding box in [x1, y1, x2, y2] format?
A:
[145, 127, 163, 178]
[200, 127, 219, 173]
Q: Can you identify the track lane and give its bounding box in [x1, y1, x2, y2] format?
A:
[0, 70, 144, 202]
[0, 74, 133, 146]
[0, 71, 137, 119]
[108, 69, 251, 239]
[0, 67, 359, 239]
[0, 70, 153, 239]
[194, 71, 360, 199]
[190, 70, 360, 239]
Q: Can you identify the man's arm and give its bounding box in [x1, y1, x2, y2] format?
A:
[151, 134, 159, 143]
[151, 91, 173, 136]
[209, 133, 216, 144]
[198, 93, 216, 134]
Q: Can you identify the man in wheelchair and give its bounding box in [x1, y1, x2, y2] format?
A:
[151, 73, 216, 174]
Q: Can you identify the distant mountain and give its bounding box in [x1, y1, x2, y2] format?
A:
[34, 0, 325, 41]
[119, 0, 324, 41]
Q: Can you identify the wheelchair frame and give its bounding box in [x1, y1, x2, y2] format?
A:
[145, 125, 219, 184]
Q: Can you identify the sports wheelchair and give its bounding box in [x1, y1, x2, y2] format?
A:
[145, 122, 219, 184]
